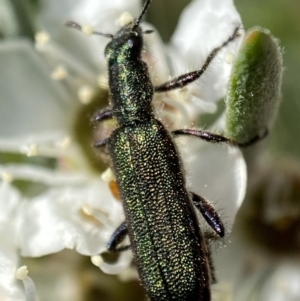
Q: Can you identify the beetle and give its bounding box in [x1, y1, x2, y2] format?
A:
[66, 0, 266, 300]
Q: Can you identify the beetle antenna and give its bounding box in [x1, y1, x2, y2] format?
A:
[65, 20, 114, 39]
[133, 0, 152, 30]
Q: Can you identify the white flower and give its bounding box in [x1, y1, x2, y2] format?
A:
[0, 0, 246, 299]
[0, 182, 22, 301]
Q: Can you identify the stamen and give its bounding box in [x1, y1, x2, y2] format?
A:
[91, 255, 104, 267]
[59, 136, 71, 150]
[82, 204, 94, 216]
[119, 12, 134, 26]
[22, 144, 39, 157]
[225, 51, 235, 64]
[65, 20, 113, 38]
[81, 24, 94, 36]
[51, 65, 68, 80]
[15, 266, 36, 301]
[78, 85, 94, 104]
[101, 168, 116, 183]
[15, 266, 28, 280]
[1, 172, 13, 183]
[34, 31, 50, 46]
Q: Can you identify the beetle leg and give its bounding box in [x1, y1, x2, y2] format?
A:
[93, 109, 113, 123]
[107, 221, 130, 252]
[173, 128, 268, 148]
[191, 192, 225, 238]
[155, 27, 240, 93]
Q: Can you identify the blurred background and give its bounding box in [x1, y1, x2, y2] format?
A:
[1, 0, 300, 300]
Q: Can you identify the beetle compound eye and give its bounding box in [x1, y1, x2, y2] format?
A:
[127, 35, 141, 49]
[127, 39, 134, 48]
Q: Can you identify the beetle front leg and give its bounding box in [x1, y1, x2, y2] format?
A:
[154, 27, 241, 93]
[93, 109, 113, 124]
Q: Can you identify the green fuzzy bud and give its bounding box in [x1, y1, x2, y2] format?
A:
[225, 27, 283, 143]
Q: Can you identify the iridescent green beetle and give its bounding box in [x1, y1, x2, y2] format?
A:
[66, 1, 270, 300]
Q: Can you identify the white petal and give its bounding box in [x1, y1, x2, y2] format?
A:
[0, 40, 73, 139]
[0, 184, 24, 301]
[170, 0, 243, 102]
[18, 180, 123, 256]
[183, 140, 247, 229]
[71, 0, 141, 29]
[0, 131, 71, 158]
[0, 164, 88, 186]
[0, 182, 22, 222]
[36, 38, 98, 84]
[38, 0, 141, 71]
[39, 0, 140, 29]
[0, 250, 23, 301]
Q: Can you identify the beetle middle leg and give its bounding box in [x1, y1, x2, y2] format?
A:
[173, 128, 268, 148]
[107, 221, 130, 253]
